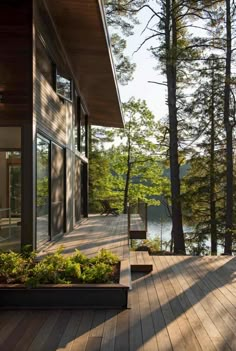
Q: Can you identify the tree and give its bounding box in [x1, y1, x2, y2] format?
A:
[89, 99, 168, 214]
[104, 0, 145, 84]
[111, 98, 167, 213]
[223, 0, 236, 255]
[182, 55, 226, 255]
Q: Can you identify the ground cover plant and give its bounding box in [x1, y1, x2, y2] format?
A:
[0, 248, 120, 287]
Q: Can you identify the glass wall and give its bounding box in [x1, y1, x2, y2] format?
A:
[80, 108, 86, 155]
[36, 135, 65, 247]
[0, 127, 21, 251]
[36, 135, 50, 247]
[74, 156, 81, 222]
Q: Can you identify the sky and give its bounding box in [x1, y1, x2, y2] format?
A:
[116, 7, 168, 120]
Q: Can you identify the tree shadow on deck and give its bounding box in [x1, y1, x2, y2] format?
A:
[1, 257, 235, 351]
[116, 256, 236, 351]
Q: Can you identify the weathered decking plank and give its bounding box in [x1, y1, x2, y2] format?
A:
[157, 256, 201, 351]
[100, 310, 118, 351]
[129, 274, 144, 351]
[163, 255, 215, 351]
[70, 310, 95, 351]
[56, 311, 84, 351]
[171, 256, 230, 350]
[137, 271, 159, 351]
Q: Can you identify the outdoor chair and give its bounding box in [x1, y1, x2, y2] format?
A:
[100, 200, 119, 216]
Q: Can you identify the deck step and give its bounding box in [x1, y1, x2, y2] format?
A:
[130, 251, 153, 273]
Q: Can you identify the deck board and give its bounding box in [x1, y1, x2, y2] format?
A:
[100, 310, 118, 351]
[2, 216, 236, 351]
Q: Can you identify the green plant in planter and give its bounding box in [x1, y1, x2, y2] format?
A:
[0, 251, 29, 284]
[90, 248, 119, 265]
[81, 262, 113, 283]
[0, 247, 120, 287]
[72, 250, 89, 265]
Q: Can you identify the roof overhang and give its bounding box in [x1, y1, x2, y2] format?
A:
[45, 0, 124, 128]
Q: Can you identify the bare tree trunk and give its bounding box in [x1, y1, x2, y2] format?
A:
[123, 133, 131, 214]
[166, 0, 185, 254]
[210, 67, 217, 255]
[224, 0, 233, 255]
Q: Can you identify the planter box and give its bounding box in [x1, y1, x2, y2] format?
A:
[0, 260, 130, 309]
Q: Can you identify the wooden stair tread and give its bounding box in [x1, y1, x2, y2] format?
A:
[130, 251, 153, 273]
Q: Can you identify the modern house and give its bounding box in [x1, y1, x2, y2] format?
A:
[0, 0, 123, 251]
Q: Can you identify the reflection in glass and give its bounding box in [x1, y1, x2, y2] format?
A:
[0, 149, 21, 252]
[80, 109, 86, 155]
[74, 157, 80, 222]
[80, 124, 86, 155]
[36, 136, 50, 247]
[56, 72, 72, 101]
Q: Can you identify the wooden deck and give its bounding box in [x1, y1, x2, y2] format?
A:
[38, 214, 129, 260]
[1, 216, 236, 350]
[1, 255, 236, 350]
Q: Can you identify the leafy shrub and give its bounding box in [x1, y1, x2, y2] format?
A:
[134, 238, 161, 255]
[72, 250, 89, 265]
[90, 248, 119, 265]
[0, 251, 33, 284]
[81, 262, 113, 283]
[0, 248, 120, 287]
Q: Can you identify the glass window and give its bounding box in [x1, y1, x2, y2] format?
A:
[0, 127, 21, 252]
[56, 71, 72, 101]
[36, 136, 50, 248]
[74, 157, 81, 222]
[80, 108, 86, 155]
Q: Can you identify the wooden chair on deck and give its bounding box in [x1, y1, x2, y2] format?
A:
[100, 200, 119, 216]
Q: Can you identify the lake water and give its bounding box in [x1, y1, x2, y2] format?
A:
[146, 206, 222, 254]
[147, 219, 226, 254]
[147, 220, 194, 250]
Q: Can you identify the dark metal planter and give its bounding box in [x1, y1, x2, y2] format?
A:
[0, 260, 130, 309]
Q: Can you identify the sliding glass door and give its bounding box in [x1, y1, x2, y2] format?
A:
[0, 127, 21, 251]
[36, 136, 50, 247]
[36, 135, 65, 248]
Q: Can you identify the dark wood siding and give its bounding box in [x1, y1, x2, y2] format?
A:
[0, 0, 33, 122]
[34, 0, 72, 145]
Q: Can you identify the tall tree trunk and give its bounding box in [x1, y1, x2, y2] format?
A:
[123, 133, 131, 214]
[210, 66, 217, 255]
[224, 0, 233, 255]
[166, 0, 185, 254]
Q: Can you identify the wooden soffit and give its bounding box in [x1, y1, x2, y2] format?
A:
[44, 0, 124, 128]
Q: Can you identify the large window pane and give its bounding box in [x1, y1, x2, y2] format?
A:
[80, 108, 86, 155]
[74, 157, 81, 222]
[0, 127, 21, 252]
[36, 136, 50, 247]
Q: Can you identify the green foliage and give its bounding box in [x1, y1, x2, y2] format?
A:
[37, 177, 48, 207]
[90, 248, 120, 265]
[0, 248, 120, 287]
[81, 263, 113, 283]
[89, 98, 169, 214]
[0, 251, 29, 284]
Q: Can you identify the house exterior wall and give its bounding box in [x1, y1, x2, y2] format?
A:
[33, 0, 89, 247]
[0, 0, 34, 249]
[0, 0, 89, 251]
